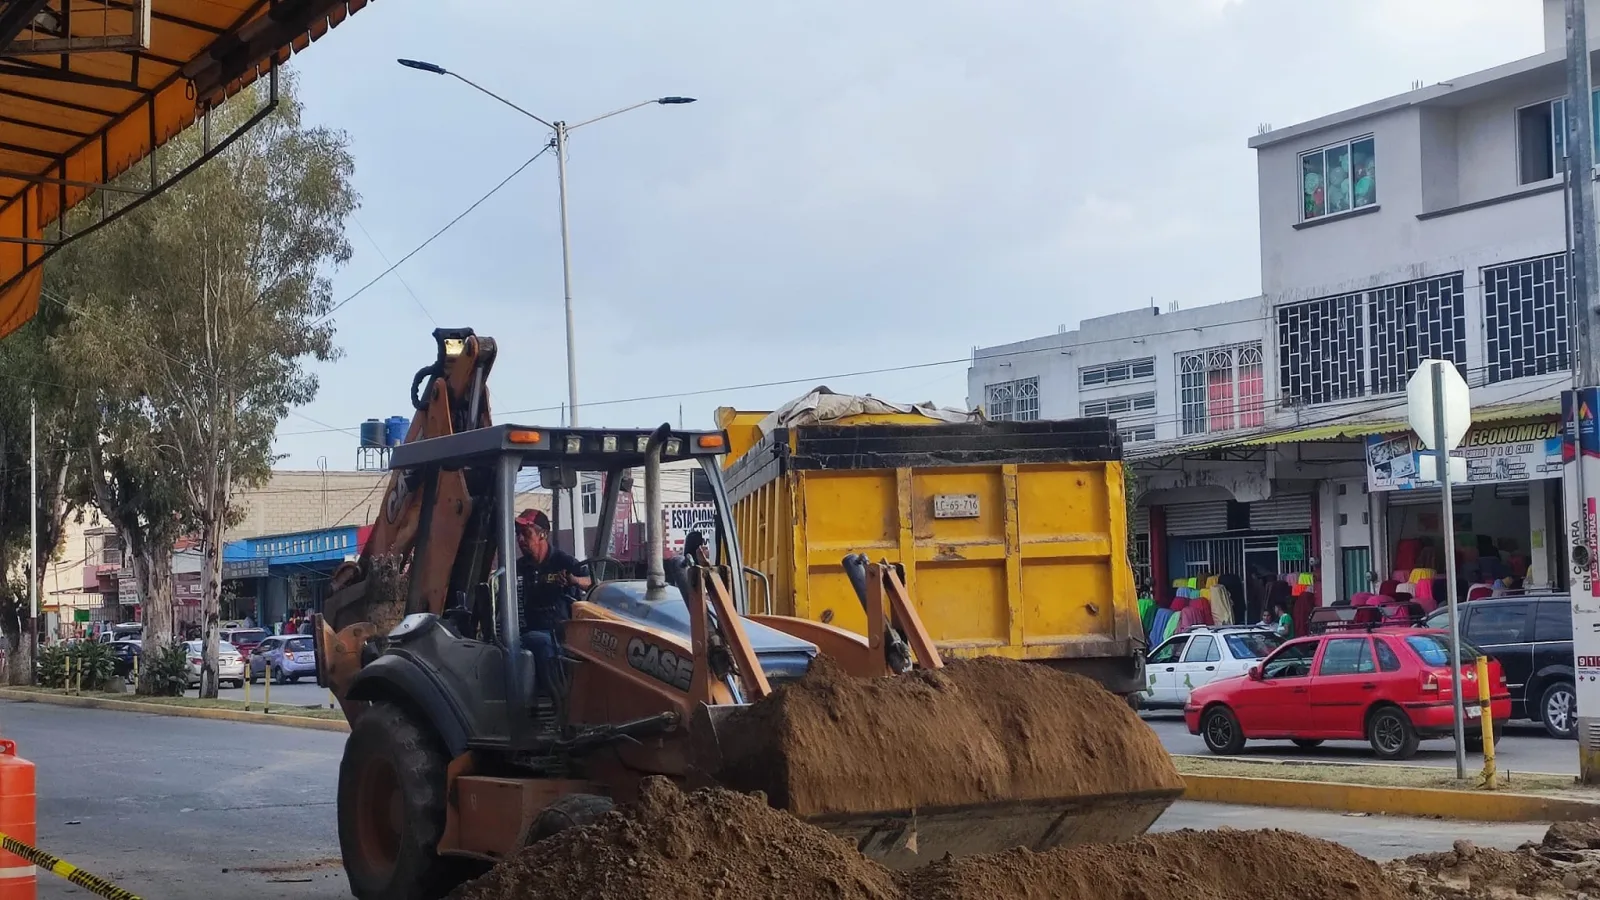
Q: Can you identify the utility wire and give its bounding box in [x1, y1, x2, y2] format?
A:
[351, 217, 437, 326]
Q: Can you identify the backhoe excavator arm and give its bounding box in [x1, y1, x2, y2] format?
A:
[315, 328, 498, 712]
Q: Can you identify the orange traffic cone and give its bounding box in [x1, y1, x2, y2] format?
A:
[0, 741, 35, 899]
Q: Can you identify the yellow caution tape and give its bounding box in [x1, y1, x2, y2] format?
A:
[0, 828, 141, 900]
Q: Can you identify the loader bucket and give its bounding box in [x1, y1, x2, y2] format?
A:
[687, 657, 1185, 869]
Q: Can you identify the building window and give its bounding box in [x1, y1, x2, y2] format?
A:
[1484, 253, 1570, 383]
[1131, 532, 1151, 593]
[986, 377, 1040, 421]
[1278, 274, 1466, 405]
[581, 480, 599, 515]
[1178, 343, 1266, 436]
[1367, 273, 1466, 395]
[1119, 425, 1157, 444]
[1081, 393, 1155, 418]
[1300, 135, 1376, 221]
[1517, 91, 1600, 184]
[1079, 358, 1154, 388]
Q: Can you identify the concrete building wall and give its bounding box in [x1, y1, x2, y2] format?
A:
[226, 470, 391, 540]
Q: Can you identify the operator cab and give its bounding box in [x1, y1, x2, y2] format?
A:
[344, 422, 816, 756]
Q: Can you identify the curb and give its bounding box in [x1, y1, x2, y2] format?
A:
[1182, 772, 1600, 822]
[0, 689, 350, 733]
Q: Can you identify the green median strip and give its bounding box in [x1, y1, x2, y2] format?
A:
[0, 686, 350, 730]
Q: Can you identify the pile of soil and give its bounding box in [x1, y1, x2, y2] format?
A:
[907, 828, 1405, 900]
[449, 778, 1407, 900]
[709, 656, 1184, 818]
[448, 777, 901, 900]
[1384, 832, 1600, 899]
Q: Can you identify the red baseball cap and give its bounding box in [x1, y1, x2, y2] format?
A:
[515, 508, 550, 532]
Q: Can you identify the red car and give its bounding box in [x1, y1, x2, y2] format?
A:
[1184, 628, 1512, 760]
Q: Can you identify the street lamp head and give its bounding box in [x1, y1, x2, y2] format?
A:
[657, 96, 697, 105]
[397, 58, 448, 75]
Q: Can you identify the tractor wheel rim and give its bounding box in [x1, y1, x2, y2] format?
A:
[1375, 715, 1403, 752]
[355, 757, 402, 875]
[1206, 715, 1232, 749]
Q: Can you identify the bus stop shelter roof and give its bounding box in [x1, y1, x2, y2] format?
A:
[0, 0, 375, 338]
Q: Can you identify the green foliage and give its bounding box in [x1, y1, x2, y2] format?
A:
[140, 644, 189, 697]
[71, 641, 116, 689]
[36, 644, 66, 689]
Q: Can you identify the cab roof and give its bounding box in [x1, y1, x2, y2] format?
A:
[388, 424, 729, 472]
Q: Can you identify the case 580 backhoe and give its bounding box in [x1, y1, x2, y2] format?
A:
[314, 329, 1179, 900]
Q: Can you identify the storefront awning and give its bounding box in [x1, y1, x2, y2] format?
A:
[1146, 399, 1561, 456]
[0, 0, 376, 338]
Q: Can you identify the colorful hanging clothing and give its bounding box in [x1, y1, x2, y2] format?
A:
[1208, 583, 1234, 626]
[1138, 595, 1155, 634]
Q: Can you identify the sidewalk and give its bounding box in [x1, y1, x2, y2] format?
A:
[0, 686, 349, 733]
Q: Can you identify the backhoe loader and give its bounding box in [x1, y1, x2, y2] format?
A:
[315, 328, 1182, 900]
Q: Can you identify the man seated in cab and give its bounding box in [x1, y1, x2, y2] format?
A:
[513, 509, 592, 707]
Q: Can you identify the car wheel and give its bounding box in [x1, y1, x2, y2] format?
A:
[272, 666, 286, 685]
[338, 703, 462, 900]
[1201, 706, 1246, 755]
[1291, 739, 1324, 749]
[1368, 706, 1420, 760]
[1542, 682, 1578, 740]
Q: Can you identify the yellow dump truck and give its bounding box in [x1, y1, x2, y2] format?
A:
[716, 392, 1145, 694]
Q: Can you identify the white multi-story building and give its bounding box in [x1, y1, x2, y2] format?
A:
[970, 1, 1590, 615]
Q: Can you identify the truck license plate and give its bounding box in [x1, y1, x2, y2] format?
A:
[933, 494, 980, 519]
[1465, 706, 1481, 719]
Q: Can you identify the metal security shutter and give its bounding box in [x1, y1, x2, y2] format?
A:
[1387, 486, 1473, 507]
[1164, 501, 1227, 536]
[1250, 494, 1313, 531]
[1132, 506, 1150, 535]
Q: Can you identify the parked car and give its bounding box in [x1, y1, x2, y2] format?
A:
[1422, 595, 1576, 739]
[96, 623, 141, 644]
[1137, 626, 1284, 710]
[220, 627, 268, 661]
[183, 640, 245, 688]
[110, 639, 141, 680]
[1185, 627, 1511, 760]
[248, 635, 317, 684]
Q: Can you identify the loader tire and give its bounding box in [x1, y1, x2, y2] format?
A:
[338, 702, 458, 900]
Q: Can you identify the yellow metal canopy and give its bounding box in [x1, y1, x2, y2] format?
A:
[1199, 399, 1561, 451]
[0, 0, 374, 337]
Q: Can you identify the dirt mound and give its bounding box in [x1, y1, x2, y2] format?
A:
[448, 777, 902, 900]
[908, 828, 1405, 900]
[1383, 835, 1600, 899]
[451, 779, 1407, 900]
[1544, 820, 1600, 852]
[710, 656, 1184, 818]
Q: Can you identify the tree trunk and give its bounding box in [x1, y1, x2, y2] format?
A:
[134, 543, 175, 696]
[198, 512, 222, 699]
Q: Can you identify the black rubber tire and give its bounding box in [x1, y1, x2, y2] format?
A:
[528, 793, 615, 844]
[1201, 706, 1246, 755]
[1541, 681, 1578, 740]
[337, 703, 458, 900]
[1368, 706, 1420, 760]
[273, 666, 286, 685]
[1291, 739, 1324, 749]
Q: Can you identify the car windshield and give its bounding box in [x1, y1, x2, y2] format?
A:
[1224, 632, 1283, 659]
[1404, 634, 1488, 666]
[227, 630, 266, 644]
[286, 637, 313, 652]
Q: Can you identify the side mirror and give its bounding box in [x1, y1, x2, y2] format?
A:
[1248, 665, 1263, 681]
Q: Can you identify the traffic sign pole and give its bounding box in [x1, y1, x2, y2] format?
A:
[1431, 362, 1468, 781]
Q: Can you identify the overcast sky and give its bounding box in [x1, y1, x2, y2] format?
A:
[270, 0, 1544, 470]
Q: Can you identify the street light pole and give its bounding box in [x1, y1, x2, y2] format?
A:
[396, 59, 694, 559]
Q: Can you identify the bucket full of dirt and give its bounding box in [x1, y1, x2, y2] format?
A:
[691, 656, 1186, 868]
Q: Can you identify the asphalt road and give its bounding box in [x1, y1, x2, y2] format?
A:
[0, 701, 1573, 899]
[1140, 710, 1580, 774]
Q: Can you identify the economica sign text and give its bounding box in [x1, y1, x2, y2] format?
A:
[1366, 420, 1562, 492]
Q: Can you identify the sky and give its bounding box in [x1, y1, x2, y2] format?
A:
[270, 0, 1546, 470]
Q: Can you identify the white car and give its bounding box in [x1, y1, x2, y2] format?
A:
[1137, 626, 1283, 710]
[184, 640, 246, 688]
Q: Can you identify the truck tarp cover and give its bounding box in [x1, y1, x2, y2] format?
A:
[0, 0, 375, 338]
[756, 387, 981, 437]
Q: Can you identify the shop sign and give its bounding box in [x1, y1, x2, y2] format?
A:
[1573, 599, 1600, 716]
[662, 502, 717, 557]
[1366, 419, 1562, 492]
[116, 566, 138, 606]
[223, 557, 269, 580]
[1277, 534, 1306, 562]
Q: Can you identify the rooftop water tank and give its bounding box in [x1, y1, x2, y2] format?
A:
[359, 419, 385, 449]
[384, 415, 410, 447]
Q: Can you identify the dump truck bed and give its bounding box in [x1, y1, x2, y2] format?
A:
[720, 413, 1144, 693]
